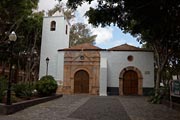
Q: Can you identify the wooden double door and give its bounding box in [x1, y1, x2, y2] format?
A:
[74, 70, 89, 93]
[123, 70, 138, 95]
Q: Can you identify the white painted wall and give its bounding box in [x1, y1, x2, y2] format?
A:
[39, 14, 69, 80]
[100, 58, 107, 96]
[56, 52, 65, 81]
[100, 51, 154, 88]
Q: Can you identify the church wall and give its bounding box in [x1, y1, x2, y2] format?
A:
[100, 51, 154, 94]
[57, 51, 65, 82]
[100, 58, 107, 96]
[39, 16, 69, 80]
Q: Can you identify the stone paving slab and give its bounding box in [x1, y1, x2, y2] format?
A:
[0, 95, 90, 120]
[69, 96, 130, 120]
[0, 95, 179, 120]
[118, 96, 180, 120]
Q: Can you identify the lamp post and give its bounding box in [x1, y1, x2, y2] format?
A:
[6, 31, 17, 105]
[46, 57, 50, 76]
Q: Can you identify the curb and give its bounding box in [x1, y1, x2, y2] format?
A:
[0, 94, 63, 115]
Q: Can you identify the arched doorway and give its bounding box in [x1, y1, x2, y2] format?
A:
[74, 70, 89, 93]
[123, 70, 138, 95]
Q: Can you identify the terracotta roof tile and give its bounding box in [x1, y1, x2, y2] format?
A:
[58, 43, 152, 52]
[108, 44, 145, 51]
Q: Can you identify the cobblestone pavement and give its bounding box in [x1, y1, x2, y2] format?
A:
[69, 96, 130, 120]
[0, 95, 179, 120]
[119, 96, 180, 120]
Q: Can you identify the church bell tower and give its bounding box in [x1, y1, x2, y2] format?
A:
[39, 11, 70, 80]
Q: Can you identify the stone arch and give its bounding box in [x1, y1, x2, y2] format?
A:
[72, 68, 91, 78]
[119, 66, 143, 95]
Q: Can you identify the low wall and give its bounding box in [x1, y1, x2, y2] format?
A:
[0, 94, 63, 115]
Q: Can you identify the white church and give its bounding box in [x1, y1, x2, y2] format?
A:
[39, 12, 154, 96]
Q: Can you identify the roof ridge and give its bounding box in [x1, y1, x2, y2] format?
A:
[108, 43, 142, 51]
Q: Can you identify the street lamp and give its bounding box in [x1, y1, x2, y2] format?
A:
[6, 31, 17, 105]
[46, 57, 50, 76]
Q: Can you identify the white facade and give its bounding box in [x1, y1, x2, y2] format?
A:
[100, 51, 154, 88]
[39, 12, 154, 95]
[99, 50, 154, 95]
[39, 12, 69, 80]
[100, 58, 108, 96]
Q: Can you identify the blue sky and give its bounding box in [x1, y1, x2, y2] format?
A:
[38, 0, 141, 49]
[95, 26, 140, 49]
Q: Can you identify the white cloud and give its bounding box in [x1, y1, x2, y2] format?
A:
[38, 0, 140, 48]
[97, 39, 124, 49]
[38, 0, 67, 12]
[38, 0, 58, 11]
[92, 27, 113, 44]
[63, 1, 114, 46]
[74, 1, 97, 24]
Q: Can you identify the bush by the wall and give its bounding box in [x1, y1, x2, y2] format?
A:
[148, 86, 169, 104]
[0, 76, 7, 103]
[13, 82, 35, 99]
[35, 75, 58, 96]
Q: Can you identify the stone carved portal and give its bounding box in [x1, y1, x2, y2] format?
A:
[63, 50, 100, 95]
[119, 66, 143, 95]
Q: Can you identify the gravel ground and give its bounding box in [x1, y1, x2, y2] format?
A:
[0, 95, 179, 120]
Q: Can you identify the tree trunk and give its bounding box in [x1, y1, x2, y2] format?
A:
[0, 61, 5, 75]
[155, 68, 161, 95]
[153, 43, 170, 96]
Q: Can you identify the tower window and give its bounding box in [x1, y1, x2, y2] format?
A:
[66, 25, 68, 34]
[50, 21, 56, 31]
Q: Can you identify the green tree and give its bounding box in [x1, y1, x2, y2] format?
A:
[0, 0, 39, 43]
[0, 0, 42, 82]
[167, 53, 180, 79]
[16, 11, 44, 82]
[70, 23, 96, 46]
[65, 0, 180, 95]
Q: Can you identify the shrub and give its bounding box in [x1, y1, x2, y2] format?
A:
[13, 82, 36, 99]
[36, 75, 58, 96]
[148, 93, 163, 104]
[0, 76, 7, 103]
[148, 86, 169, 104]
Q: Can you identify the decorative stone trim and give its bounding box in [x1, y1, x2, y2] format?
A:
[63, 51, 100, 95]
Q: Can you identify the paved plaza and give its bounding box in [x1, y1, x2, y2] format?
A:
[0, 95, 180, 120]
